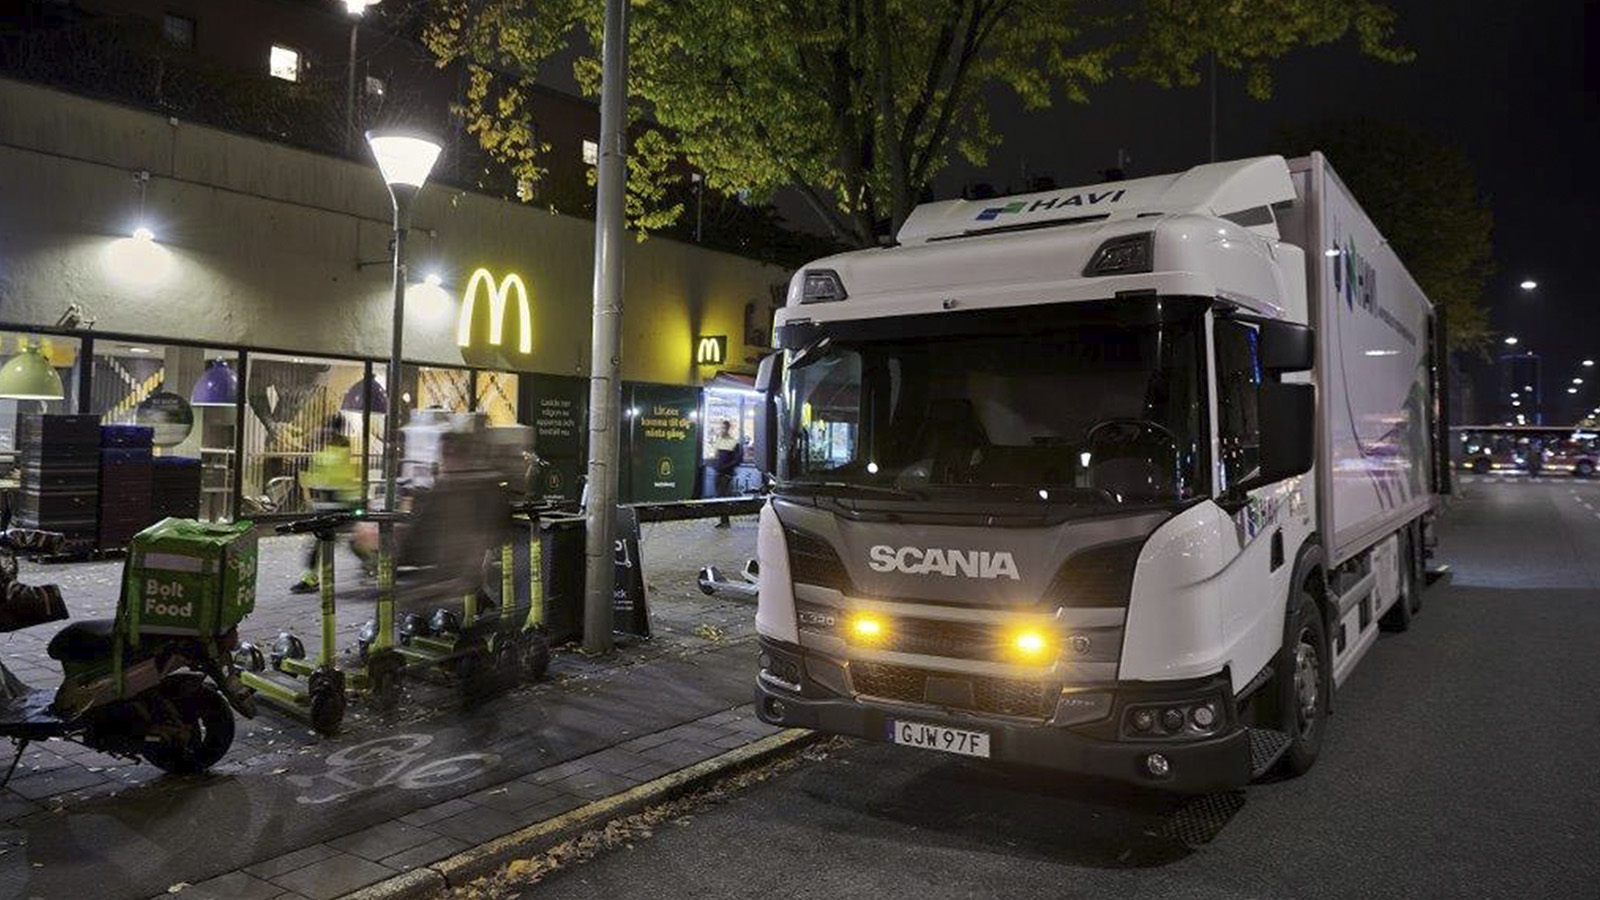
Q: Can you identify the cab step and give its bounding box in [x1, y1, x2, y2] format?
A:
[1247, 727, 1292, 778]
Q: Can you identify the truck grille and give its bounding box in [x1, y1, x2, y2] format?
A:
[876, 618, 1007, 662]
[851, 662, 1054, 719]
[784, 527, 856, 592]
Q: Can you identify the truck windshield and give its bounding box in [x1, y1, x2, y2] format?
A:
[778, 298, 1208, 508]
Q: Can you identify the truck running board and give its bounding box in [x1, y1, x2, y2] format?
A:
[1247, 727, 1293, 778]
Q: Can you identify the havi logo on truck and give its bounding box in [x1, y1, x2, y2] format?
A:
[976, 189, 1127, 222]
[868, 545, 1021, 580]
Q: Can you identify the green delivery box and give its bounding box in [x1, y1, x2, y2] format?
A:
[123, 518, 257, 639]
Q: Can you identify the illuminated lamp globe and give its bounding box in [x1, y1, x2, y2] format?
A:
[0, 343, 65, 401]
[365, 130, 441, 189]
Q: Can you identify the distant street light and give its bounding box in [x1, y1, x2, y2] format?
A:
[1585, 360, 1595, 367]
[1568, 387, 1578, 394]
[1575, 378, 1585, 385]
[1519, 279, 1538, 291]
[1504, 336, 1519, 346]
[340, 1, 382, 153]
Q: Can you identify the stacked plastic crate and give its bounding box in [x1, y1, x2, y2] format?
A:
[15, 414, 101, 555]
[99, 424, 155, 550]
[151, 456, 203, 521]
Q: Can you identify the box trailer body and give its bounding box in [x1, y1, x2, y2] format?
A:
[752, 154, 1440, 792]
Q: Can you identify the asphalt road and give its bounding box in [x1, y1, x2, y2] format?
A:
[521, 478, 1600, 900]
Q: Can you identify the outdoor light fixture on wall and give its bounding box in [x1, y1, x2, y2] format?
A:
[190, 358, 239, 407]
[0, 341, 66, 401]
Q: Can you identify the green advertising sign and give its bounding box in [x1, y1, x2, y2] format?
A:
[625, 383, 701, 503]
[520, 373, 588, 502]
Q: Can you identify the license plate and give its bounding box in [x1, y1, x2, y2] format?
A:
[887, 720, 991, 758]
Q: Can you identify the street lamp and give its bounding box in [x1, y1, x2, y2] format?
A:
[1504, 336, 1519, 346]
[340, 1, 382, 153]
[1519, 279, 1538, 291]
[367, 128, 440, 502]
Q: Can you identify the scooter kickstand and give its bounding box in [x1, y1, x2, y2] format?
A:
[1, 739, 30, 789]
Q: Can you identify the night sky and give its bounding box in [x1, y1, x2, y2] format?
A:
[933, 0, 1597, 426]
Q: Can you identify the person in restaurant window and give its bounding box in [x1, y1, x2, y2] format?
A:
[710, 418, 741, 528]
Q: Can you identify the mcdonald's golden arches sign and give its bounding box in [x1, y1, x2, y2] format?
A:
[694, 335, 728, 366]
[457, 267, 533, 354]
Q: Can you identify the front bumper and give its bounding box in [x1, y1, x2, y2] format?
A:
[755, 647, 1252, 794]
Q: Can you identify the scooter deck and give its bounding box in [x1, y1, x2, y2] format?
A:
[0, 688, 76, 739]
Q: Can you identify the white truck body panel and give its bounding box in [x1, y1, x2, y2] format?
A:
[1282, 154, 1436, 566]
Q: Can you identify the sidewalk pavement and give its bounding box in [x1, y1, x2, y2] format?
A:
[0, 515, 774, 900]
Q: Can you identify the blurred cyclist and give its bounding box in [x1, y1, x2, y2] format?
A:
[291, 416, 364, 593]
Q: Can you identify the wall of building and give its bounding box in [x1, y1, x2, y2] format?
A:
[0, 77, 786, 385]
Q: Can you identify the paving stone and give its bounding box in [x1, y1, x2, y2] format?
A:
[616, 730, 678, 752]
[580, 747, 653, 776]
[326, 820, 439, 862]
[520, 759, 592, 785]
[5, 765, 110, 800]
[177, 870, 283, 900]
[378, 835, 468, 872]
[426, 806, 528, 845]
[0, 794, 42, 823]
[243, 843, 340, 880]
[523, 794, 585, 821]
[397, 797, 476, 828]
[465, 780, 561, 812]
[545, 768, 642, 801]
[709, 733, 756, 750]
[639, 739, 721, 767]
[661, 723, 733, 745]
[268, 851, 396, 900]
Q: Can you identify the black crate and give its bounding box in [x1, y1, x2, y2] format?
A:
[17, 414, 101, 448]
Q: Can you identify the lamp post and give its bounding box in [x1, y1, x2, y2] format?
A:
[366, 129, 441, 514]
[340, 1, 381, 153]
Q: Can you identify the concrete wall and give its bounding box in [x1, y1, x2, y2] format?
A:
[0, 77, 786, 385]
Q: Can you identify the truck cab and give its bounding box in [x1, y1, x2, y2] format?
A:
[752, 156, 1437, 793]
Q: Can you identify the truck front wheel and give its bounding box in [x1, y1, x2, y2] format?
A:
[1276, 589, 1331, 776]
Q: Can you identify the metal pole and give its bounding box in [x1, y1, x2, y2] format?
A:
[382, 189, 414, 512]
[347, 19, 360, 154]
[582, 0, 630, 655]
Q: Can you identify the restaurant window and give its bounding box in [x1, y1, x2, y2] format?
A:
[162, 13, 196, 49]
[269, 44, 301, 82]
[1, 330, 82, 481]
[89, 341, 239, 523]
[238, 354, 376, 518]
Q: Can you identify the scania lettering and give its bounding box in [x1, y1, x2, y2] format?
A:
[752, 154, 1446, 793]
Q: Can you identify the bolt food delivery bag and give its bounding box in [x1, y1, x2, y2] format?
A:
[122, 518, 257, 642]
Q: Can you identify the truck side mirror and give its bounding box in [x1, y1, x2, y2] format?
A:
[754, 353, 783, 478]
[1259, 320, 1314, 373]
[1258, 382, 1315, 481]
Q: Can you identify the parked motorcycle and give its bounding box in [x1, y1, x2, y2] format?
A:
[0, 523, 255, 785]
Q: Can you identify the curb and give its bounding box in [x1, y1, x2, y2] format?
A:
[336, 728, 817, 900]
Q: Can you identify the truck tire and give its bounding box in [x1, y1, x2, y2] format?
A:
[1276, 588, 1330, 777]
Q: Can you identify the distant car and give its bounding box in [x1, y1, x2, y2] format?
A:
[1455, 427, 1599, 478]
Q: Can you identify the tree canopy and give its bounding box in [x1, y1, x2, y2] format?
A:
[425, 0, 1409, 247]
[1280, 119, 1493, 351]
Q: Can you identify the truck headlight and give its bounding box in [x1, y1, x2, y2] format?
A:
[847, 613, 885, 642]
[1082, 232, 1153, 276]
[1007, 627, 1052, 662]
[800, 269, 848, 303]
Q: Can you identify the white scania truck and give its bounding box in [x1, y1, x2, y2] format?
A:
[750, 154, 1446, 793]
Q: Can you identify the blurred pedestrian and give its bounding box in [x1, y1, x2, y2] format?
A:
[291, 416, 361, 593]
[711, 418, 741, 528]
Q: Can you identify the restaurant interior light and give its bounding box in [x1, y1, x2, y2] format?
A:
[0, 342, 66, 401]
[341, 373, 388, 412]
[190, 358, 239, 407]
[366, 131, 442, 189]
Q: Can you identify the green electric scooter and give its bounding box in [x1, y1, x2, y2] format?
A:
[235, 512, 404, 735]
[388, 502, 554, 702]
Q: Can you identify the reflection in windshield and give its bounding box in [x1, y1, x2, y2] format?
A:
[779, 299, 1208, 507]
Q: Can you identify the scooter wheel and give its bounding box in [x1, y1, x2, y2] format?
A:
[270, 633, 306, 672]
[517, 630, 551, 683]
[307, 670, 347, 737]
[234, 642, 266, 674]
[365, 649, 404, 712]
[141, 675, 236, 775]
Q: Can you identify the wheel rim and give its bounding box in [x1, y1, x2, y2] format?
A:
[1293, 628, 1321, 738]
